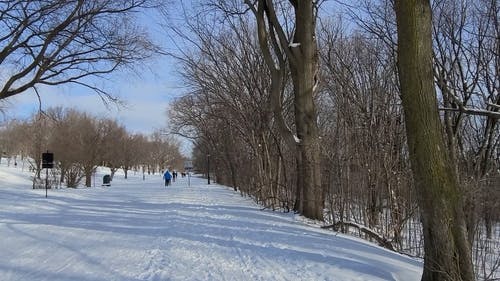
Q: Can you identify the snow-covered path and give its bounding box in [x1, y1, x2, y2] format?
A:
[0, 165, 422, 281]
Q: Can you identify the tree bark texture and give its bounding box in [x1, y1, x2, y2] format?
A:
[247, 0, 323, 220]
[394, 1, 475, 280]
[289, 0, 323, 220]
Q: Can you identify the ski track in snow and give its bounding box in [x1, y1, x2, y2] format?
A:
[0, 164, 422, 281]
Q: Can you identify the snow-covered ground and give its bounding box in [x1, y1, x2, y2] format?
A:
[0, 160, 422, 281]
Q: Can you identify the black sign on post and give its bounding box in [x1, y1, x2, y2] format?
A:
[42, 152, 54, 169]
[42, 151, 54, 198]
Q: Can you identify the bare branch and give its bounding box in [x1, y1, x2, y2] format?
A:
[0, 0, 159, 101]
[439, 107, 500, 120]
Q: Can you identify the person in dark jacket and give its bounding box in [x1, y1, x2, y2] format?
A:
[163, 170, 172, 186]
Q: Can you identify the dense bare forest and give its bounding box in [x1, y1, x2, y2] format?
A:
[168, 1, 499, 280]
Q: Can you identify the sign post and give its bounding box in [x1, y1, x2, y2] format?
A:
[42, 151, 54, 198]
[207, 154, 210, 185]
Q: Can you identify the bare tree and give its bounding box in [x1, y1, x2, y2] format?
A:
[317, 18, 415, 251]
[100, 119, 127, 180]
[146, 132, 181, 174]
[204, 0, 324, 219]
[394, 1, 475, 280]
[0, 119, 24, 165]
[17, 113, 52, 181]
[0, 0, 160, 101]
[120, 134, 142, 179]
[46, 106, 73, 185]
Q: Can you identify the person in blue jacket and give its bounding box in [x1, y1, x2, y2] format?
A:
[163, 169, 172, 187]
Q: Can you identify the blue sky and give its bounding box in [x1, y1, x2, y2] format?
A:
[3, 56, 194, 156]
[2, 6, 185, 137]
[3, 60, 181, 135]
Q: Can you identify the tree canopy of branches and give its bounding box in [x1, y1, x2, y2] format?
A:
[0, 0, 160, 101]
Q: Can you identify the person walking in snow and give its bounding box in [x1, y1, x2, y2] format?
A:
[163, 170, 172, 187]
[172, 170, 178, 182]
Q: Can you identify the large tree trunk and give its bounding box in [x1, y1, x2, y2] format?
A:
[84, 167, 93, 187]
[394, 1, 475, 281]
[247, 0, 323, 220]
[289, 0, 323, 220]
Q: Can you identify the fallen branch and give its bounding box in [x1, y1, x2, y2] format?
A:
[322, 221, 395, 251]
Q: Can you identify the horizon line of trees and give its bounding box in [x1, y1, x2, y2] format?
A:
[0, 107, 184, 188]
